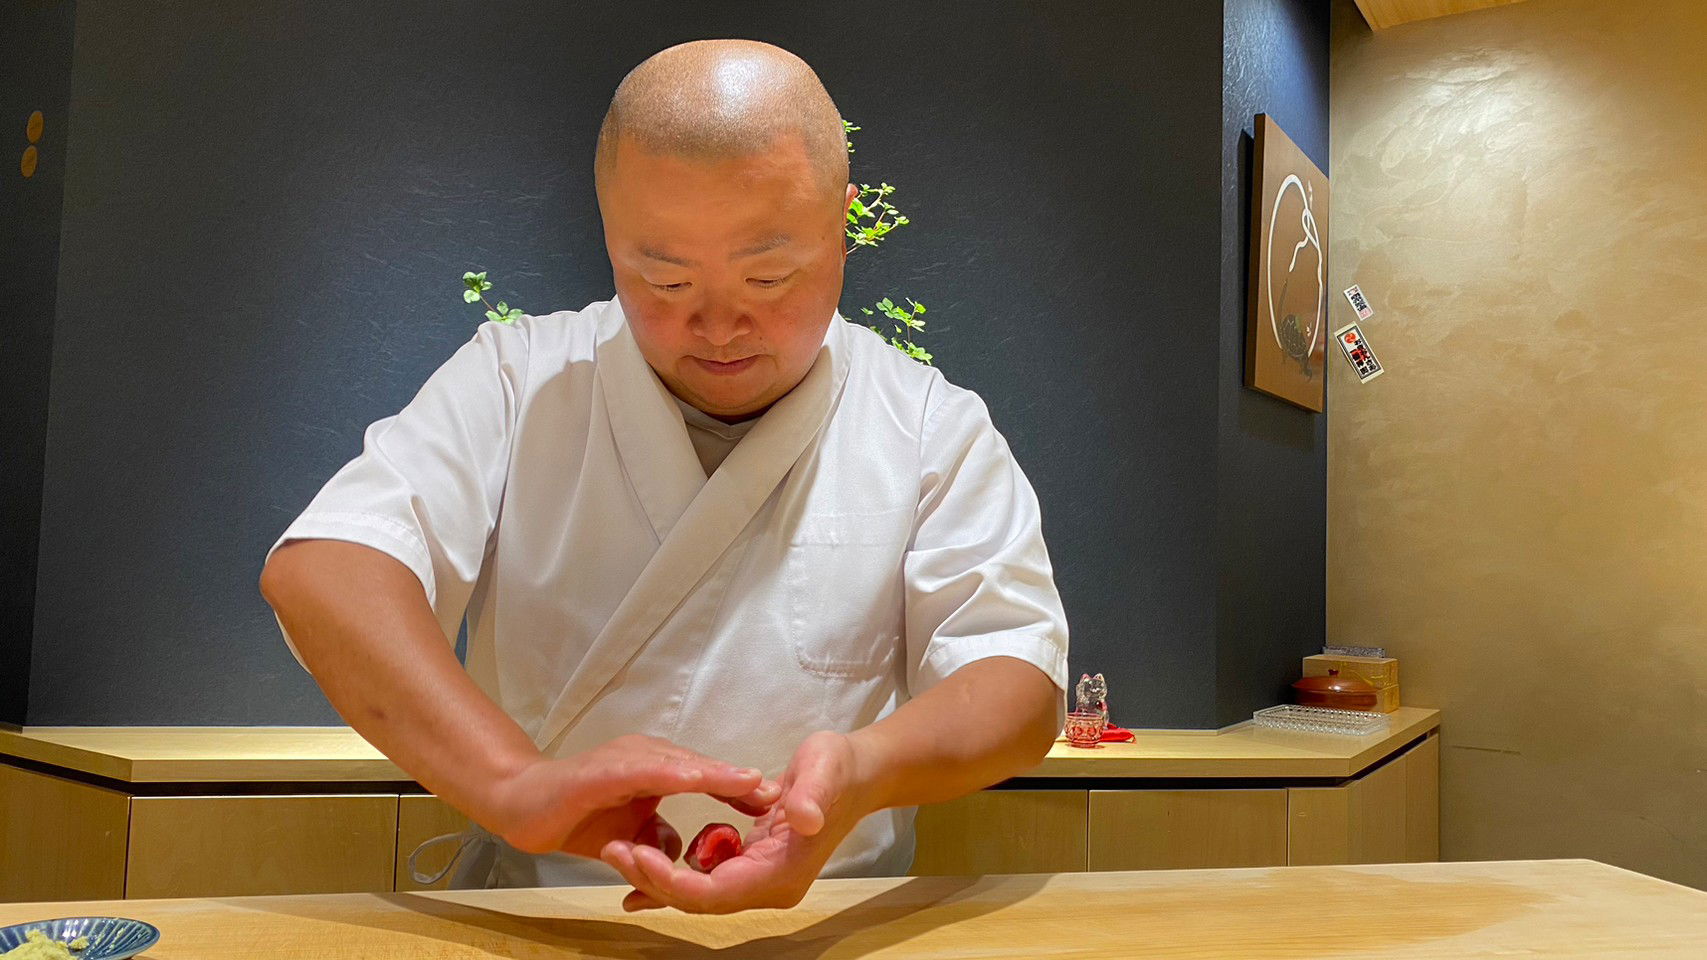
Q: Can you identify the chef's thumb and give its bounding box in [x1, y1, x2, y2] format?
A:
[785, 771, 834, 837]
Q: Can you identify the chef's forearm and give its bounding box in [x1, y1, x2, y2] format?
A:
[259, 539, 539, 824]
[847, 655, 1060, 812]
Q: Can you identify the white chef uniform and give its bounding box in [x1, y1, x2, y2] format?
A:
[264, 297, 1069, 888]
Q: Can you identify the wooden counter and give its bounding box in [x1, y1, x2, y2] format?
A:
[2, 859, 1701, 958]
[0, 726, 404, 784]
[0, 711, 1441, 903]
[1039, 706, 1438, 779]
[0, 707, 1438, 783]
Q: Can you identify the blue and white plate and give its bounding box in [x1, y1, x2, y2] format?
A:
[0, 917, 160, 959]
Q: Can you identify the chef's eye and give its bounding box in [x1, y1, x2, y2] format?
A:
[648, 281, 689, 292]
[750, 273, 792, 287]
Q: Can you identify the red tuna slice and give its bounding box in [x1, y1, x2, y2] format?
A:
[685, 823, 743, 873]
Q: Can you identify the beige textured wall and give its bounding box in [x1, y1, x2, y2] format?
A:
[1328, 0, 1707, 888]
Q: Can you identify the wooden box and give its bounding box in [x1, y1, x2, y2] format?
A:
[1304, 654, 1400, 712]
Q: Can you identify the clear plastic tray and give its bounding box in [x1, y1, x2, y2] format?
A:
[1250, 704, 1391, 736]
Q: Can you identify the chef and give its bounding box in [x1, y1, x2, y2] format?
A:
[259, 37, 1068, 915]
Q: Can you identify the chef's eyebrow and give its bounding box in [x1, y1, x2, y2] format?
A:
[638, 234, 793, 267]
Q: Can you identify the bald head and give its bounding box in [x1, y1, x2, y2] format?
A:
[594, 39, 849, 205]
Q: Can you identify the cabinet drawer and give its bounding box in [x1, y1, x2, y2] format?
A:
[912, 790, 1088, 876]
[1088, 789, 1289, 871]
[1289, 733, 1437, 866]
[0, 763, 129, 903]
[127, 795, 397, 898]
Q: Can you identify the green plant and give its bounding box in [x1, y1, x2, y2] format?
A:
[458, 120, 935, 364]
[461, 271, 523, 324]
[843, 120, 932, 364]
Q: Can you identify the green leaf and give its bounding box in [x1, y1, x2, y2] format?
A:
[463, 289, 480, 303]
[485, 310, 501, 322]
[850, 199, 868, 218]
[495, 301, 507, 313]
[462, 271, 478, 281]
[481, 280, 493, 292]
[860, 307, 875, 315]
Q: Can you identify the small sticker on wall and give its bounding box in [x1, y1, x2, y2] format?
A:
[1343, 285, 1374, 320]
[1334, 322, 1384, 383]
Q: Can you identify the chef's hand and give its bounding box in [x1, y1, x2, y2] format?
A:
[599, 730, 874, 913]
[485, 734, 781, 861]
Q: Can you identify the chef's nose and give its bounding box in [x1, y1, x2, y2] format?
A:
[690, 306, 751, 347]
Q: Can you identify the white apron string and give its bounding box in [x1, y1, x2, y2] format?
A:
[406, 822, 496, 887]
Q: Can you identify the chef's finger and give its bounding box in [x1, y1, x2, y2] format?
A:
[591, 756, 763, 802]
[601, 840, 679, 912]
[632, 843, 727, 912]
[622, 888, 665, 912]
[715, 779, 782, 817]
[633, 847, 770, 915]
[635, 842, 745, 912]
[598, 839, 639, 883]
[631, 814, 682, 862]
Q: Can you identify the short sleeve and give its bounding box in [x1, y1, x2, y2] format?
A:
[263, 319, 528, 669]
[903, 380, 1070, 723]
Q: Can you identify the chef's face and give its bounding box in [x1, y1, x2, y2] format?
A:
[599, 131, 858, 421]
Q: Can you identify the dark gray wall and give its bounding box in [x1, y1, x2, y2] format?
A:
[11, 0, 1326, 728]
[1216, 0, 1330, 726]
[1, 0, 75, 725]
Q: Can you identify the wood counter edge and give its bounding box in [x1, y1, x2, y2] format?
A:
[0, 727, 136, 781]
[0, 858, 1653, 919]
[1032, 707, 1440, 778]
[0, 709, 1439, 785]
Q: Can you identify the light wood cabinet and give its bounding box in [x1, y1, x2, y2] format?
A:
[0, 720, 1440, 901]
[1088, 789, 1289, 871]
[911, 790, 1088, 876]
[1405, 733, 1440, 861]
[914, 732, 1441, 876]
[1289, 732, 1437, 866]
[0, 764, 129, 903]
[126, 795, 398, 899]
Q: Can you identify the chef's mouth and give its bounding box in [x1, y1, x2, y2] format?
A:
[693, 355, 759, 376]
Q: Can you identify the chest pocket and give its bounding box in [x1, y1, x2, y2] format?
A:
[785, 509, 911, 678]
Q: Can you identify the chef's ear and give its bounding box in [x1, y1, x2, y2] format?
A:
[842, 183, 859, 259]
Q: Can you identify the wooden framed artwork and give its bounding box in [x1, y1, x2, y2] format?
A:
[1245, 114, 1329, 413]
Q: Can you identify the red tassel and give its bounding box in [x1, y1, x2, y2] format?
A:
[1099, 724, 1135, 743]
